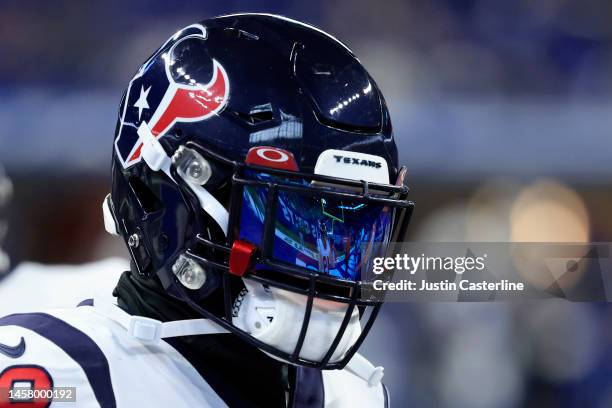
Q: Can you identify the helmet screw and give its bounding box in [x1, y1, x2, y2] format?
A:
[128, 233, 140, 248]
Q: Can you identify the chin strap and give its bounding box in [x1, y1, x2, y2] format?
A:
[92, 294, 384, 387]
[136, 121, 229, 236]
[344, 353, 385, 388]
[93, 294, 230, 343]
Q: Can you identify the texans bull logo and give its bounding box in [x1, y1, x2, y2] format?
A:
[115, 24, 230, 168]
[126, 60, 229, 164]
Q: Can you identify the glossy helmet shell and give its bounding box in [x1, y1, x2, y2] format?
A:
[110, 14, 398, 285]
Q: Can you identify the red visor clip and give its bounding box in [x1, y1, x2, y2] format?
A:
[229, 240, 257, 276]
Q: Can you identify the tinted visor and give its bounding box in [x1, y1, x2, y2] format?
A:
[238, 171, 393, 282]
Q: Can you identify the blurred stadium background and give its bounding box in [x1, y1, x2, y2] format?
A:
[1, 1, 612, 407]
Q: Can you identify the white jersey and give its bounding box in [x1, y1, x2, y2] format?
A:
[0, 300, 389, 407]
[0, 258, 127, 316]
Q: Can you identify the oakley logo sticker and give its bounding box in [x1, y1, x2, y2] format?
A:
[333, 155, 382, 169]
[257, 148, 290, 163]
[246, 146, 299, 171]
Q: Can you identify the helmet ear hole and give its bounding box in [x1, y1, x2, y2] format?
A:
[128, 176, 162, 213]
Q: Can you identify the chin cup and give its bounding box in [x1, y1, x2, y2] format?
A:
[232, 278, 362, 364]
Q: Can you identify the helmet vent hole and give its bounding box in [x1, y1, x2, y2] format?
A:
[223, 27, 259, 41]
[248, 110, 273, 124]
[229, 103, 274, 126]
[247, 103, 273, 125]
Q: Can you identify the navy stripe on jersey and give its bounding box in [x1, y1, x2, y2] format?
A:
[293, 366, 324, 408]
[0, 312, 116, 408]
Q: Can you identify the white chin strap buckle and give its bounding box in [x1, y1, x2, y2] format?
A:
[367, 366, 385, 387]
[128, 316, 163, 343]
[345, 353, 385, 387]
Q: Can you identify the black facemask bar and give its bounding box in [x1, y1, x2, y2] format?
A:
[167, 141, 414, 369]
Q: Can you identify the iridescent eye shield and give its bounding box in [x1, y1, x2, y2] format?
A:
[238, 170, 394, 282]
[174, 142, 412, 286]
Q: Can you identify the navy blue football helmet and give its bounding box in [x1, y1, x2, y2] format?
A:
[105, 13, 413, 370]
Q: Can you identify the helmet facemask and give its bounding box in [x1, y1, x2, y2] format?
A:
[147, 139, 414, 369]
